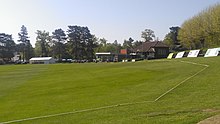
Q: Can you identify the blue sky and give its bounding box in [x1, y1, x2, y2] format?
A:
[0, 0, 219, 46]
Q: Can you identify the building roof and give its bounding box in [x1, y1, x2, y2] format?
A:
[133, 41, 168, 52]
[30, 57, 53, 61]
[95, 52, 111, 55]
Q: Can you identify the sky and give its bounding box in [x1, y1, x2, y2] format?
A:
[0, 0, 219, 46]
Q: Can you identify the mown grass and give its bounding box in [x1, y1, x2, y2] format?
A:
[0, 57, 220, 124]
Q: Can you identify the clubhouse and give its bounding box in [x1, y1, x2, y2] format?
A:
[96, 41, 169, 62]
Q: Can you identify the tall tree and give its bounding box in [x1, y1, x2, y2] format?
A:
[67, 25, 97, 60]
[123, 37, 134, 49]
[141, 29, 155, 42]
[169, 27, 180, 44]
[67, 26, 82, 59]
[113, 40, 122, 53]
[18, 25, 30, 61]
[100, 38, 107, 46]
[25, 41, 34, 60]
[164, 26, 182, 51]
[95, 38, 107, 52]
[0, 33, 15, 62]
[85, 35, 98, 60]
[51, 28, 66, 61]
[35, 30, 51, 57]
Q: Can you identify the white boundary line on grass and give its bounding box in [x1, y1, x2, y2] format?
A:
[0, 60, 209, 124]
[0, 101, 155, 124]
[154, 60, 209, 102]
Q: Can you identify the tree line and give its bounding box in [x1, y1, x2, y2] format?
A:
[0, 25, 156, 63]
[34, 26, 97, 61]
[164, 3, 220, 51]
[0, 33, 16, 62]
[1, 4, 220, 63]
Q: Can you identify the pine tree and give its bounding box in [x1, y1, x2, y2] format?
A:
[18, 25, 30, 61]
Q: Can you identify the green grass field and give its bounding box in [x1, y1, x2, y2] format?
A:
[0, 57, 220, 124]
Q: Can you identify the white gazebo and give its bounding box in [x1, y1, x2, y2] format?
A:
[29, 57, 55, 64]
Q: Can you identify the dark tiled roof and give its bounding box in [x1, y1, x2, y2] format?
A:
[133, 41, 168, 52]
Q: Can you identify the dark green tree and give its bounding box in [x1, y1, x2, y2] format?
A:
[164, 26, 182, 51]
[123, 37, 134, 49]
[85, 35, 98, 60]
[67, 25, 97, 60]
[18, 25, 30, 61]
[141, 29, 155, 42]
[52, 28, 66, 61]
[100, 38, 107, 47]
[67, 26, 83, 59]
[0, 33, 15, 62]
[35, 30, 51, 57]
[95, 38, 108, 52]
[26, 41, 34, 60]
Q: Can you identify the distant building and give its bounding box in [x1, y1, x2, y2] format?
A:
[95, 52, 128, 62]
[95, 41, 169, 62]
[132, 41, 169, 59]
[120, 49, 130, 55]
[29, 57, 56, 64]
